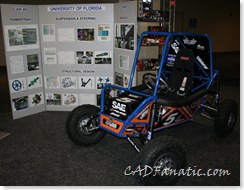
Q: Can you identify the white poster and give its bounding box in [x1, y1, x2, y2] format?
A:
[58, 51, 75, 65]
[62, 93, 78, 106]
[44, 47, 57, 64]
[79, 94, 96, 105]
[10, 55, 24, 74]
[44, 76, 60, 89]
[61, 76, 77, 89]
[78, 76, 95, 89]
[119, 54, 130, 70]
[5, 24, 39, 52]
[58, 28, 75, 42]
[42, 24, 56, 42]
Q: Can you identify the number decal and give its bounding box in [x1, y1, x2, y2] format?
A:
[163, 112, 179, 125]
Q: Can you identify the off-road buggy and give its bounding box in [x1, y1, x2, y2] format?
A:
[66, 32, 238, 185]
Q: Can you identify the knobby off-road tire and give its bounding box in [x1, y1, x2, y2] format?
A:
[214, 99, 238, 137]
[135, 136, 186, 186]
[66, 105, 106, 146]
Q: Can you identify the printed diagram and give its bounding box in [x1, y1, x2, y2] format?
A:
[12, 80, 22, 91]
[94, 51, 112, 64]
[12, 96, 29, 111]
[98, 24, 111, 41]
[27, 54, 39, 71]
[45, 76, 60, 89]
[27, 75, 42, 89]
[58, 51, 75, 65]
[62, 94, 78, 106]
[29, 92, 44, 107]
[46, 93, 61, 106]
[78, 76, 95, 89]
[76, 51, 93, 64]
[61, 76, 77, 89]
[10, 77, 27, 93]
[96, 76, 112, 89]
[77, 28, 94, 41]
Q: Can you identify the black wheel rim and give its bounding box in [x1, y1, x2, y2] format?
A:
[77, 116, 94, 136]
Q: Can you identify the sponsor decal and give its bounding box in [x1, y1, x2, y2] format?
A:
[171, 39, 180, 54]
[197, 44, 205, 50]
[183, 38, 197, 45]
[196, 56, 208, 69]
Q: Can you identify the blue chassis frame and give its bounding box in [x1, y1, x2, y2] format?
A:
[99, 32, 220, 138]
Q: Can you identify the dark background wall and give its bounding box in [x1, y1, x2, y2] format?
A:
[0, 0, 240, 66]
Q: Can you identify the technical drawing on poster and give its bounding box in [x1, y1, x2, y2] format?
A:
[29, 92, 44, 107]
[10, 77, 27, 93]
[10, 55, 24, 74]
[27, 75, 43, 89]
[119, 54, 130, 70]
[42, 24, 55, 42]
[78, 76, 95, 89]
[58, 51, 75, 65]
[77, 28, 94, 41]
[115, 24, 134, 50]
[43, 47, 57, 64]
[94, 51, 111, 64]
[76, 51, 93, 64]
[44, 76, 60, 89]
[98, 24, 111, 41]
[27, 54, 39, 71]
[96, 76, 112, 89]
[61, 76, 77, 89]
[5, 25, 39, 51]
[12, 96, 29, 111]
[62, 93, 78, 106]
[58, 28, 75, 42]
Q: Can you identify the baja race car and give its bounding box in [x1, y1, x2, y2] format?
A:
[66, 32, 238, 185]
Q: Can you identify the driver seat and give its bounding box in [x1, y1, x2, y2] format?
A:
[164, 48, 194, 100]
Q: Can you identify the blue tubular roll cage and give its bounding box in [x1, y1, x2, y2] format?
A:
[99, 32, 218, 138]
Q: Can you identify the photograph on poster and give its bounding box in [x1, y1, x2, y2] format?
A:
[115, 24, 134, 50]
[10, 77, 27, 93]
[12, 96, 29, 111]
[61, 76, 77, 89]
[27, 54, 39, 71]
[62, 93, 78, 106]
[119, 54, 130, 70]
[27, 75, 42, 90]
[44, 76, 60, 89]
[76, 51, 93, 64]
[79, 94, 96, 105]
[46, 93, 61, 106]
[115, 72, 123, 86]
[123, 74, 130, 87]
[94, 51, 111, 64]
[58, 51, 75, 64]
[77, 28, 94, 41]
[96, 76, 112, 89]
[10, 55, 24, 74]
[97, 24, 111, 41]
[29, 92, 44, 107]
[44, 47, 57, 64]
[78, 76, 95, 89]
[58, 28, 75, 42]
[42, 24, 55, 42]
[5, 25, 39, 51]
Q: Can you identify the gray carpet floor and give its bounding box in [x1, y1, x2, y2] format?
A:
[0, 52, 240, 186]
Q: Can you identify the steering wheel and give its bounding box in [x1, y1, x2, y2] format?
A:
[142, 73, 169, 94]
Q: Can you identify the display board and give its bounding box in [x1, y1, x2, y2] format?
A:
[1, 4, 45, 119]
[1, 2, 138, 119]
[114, 1, 137, 88]
[38, 4, 114, 111]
